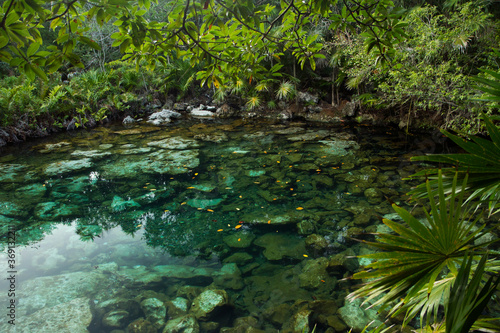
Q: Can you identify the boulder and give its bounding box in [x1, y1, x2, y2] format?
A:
[0, 298, 92, 333]
[190, 289, 229, 320]
[123, 115, 136, 125]
[338, 298, 382, 332]
[298, 257, 329, 290]
[163, 314, 199, 333]
[140, 298, 167, 329]
[44, 158, 93, 176]
[102, 309, 129, 328]
[127, 318, 157, 333]
[166, 297, 190, 318]
[148, 109, 182, 125]
[254, 233, 307, 260]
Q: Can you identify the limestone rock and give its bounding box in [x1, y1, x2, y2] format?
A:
[141, 298, 167, 329]
[111, 196, 141, 212]
[338, 298, 382, 332]
[223, 232, 255, 248]
[123, 115, 136, 125]
[166, 297, 190, 318]
[254, 233, 307, 260]
[298, 257, 329, 290]
[163, 314, 199, 333]
[44, 158, 93, 176]
[147, 137, 199, 150]
[0, 297, 92, 333]
[102, 310, 129, 328]
[148, 109, 182, 125]
[127, 318, 157, 333]
[305, 234, 328, 254]
[190, 289, 229, 320]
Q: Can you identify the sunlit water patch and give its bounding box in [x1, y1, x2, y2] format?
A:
[0, 119, 450, 332]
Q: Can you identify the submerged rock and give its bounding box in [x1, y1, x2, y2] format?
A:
[223, 232, 255, 248]
[163, 314, 200, 333]
[127, 318, 157, 333]
[147, 137, 199, 150]
[111, 195, 141, 212]
[44, 158, 93, 176]
[190, 289, 230, 320]
[298, 257, 329, 290]
[14, 183, 47, 201]
[338, 298, 382, 332]
[0, 297, 92, 333]
[70, 149, 112, 159]
[254, 233, 307, 260]
[186, 198, 223, 209]
[0, 163, 27, 182]
[141, 298, 167, 329]
[102, 309, 130, 328]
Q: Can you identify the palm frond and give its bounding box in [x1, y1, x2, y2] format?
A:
[409, 114, 500, 216]
[276, 81, 294, 100]
[349, 171, 490, 325]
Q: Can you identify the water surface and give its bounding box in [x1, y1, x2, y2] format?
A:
[0, 118, 447, 332]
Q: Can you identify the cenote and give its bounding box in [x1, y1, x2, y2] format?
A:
[0, 117, 450, 332]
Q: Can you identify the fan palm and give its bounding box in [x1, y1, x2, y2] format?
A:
[409, 114, 500, 216]
[348, 171, 492, 326]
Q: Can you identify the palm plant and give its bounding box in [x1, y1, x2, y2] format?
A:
[409, 114, 500, 216]
[348, 171, 493, 326]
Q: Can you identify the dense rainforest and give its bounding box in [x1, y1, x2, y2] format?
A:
[1, 0, 500, 332]
[0, 0, 498, 145]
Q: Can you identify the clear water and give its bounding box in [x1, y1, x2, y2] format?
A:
[0, 118, 447, 332]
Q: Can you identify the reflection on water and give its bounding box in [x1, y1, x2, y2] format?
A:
[0, 118, 448, 332]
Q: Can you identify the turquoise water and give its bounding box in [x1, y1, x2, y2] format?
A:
[0, 118, 443, 332]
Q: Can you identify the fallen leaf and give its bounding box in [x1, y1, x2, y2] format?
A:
[181, 202, 186, 205]
[217, 229, 223, 232]
[207, 209, 214, 212]
[296, 207, 304, 210]
[303, 254, 308, 257]
[238, 238, 241, 241]
[187, 186, 195, 189]
[137, 224, 142, 227]
[235, 225, 242, 229]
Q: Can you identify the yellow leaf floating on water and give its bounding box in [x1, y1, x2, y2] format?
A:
[235, 225, 242, 229]
[217, 229, 223, 232]
[303, 254, 308, 257]
[267, 220, 271, 224]
[150, 189, 156, 191]
[238, 238, 241, 241]
[181, 202, 186, 205]
[137, 224, 142, 228]
[296, 207, 304, 210]
[207, 209, 214, 212]
[187, 187, 195, 189]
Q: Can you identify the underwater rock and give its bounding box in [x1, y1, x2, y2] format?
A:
[222, 252, 253, 265]
[36, 141, 72, 153]
[223, 232, 255, 248]
[245, 210, 306, 225]
[364, 187, 383, 204]
[274, 127, 305, 135]
[317, 138, 359, 156]
[245, 169, 266, 177]
[194, 133, 228, 143]
[338, 298, 382, 332]
[147, 137, 199, 150]
[287, 130, 330, 141]
[298, 257, 329, 290]
[254, 233, 307, 260]
[111, 195, 141, 212]
[127, 318, 157, 333]
[167, 297, 190, 318]
[191, 183, 217, 192]
[0, 297, 92, 333]
[153, 265, 213, 284]
[14, 183, 47, 201]
[141, 298, 167, 329]
[95, 297, 141, 319]
[305, 234, 328, 254]
[263, 303, 292, 326]
[289, 309, 312, 333]
[163, 314, 200, 333]
[120, 147, 153, 155]
[71, 149, 112, 159]
[0, 163, 27, 182]
[1, 201, 29, 218]
[34, 201, 81, 220]
[186, 198, 223, 209]
[213, 263, 244, 290]
[102, 309, 130, 328]
[297, 220, 315, 235]
[18, 271, 111, 315]
[44, 158, 93, 176]
[145, 149, 200, 175]
[190, 289, 230, 320]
